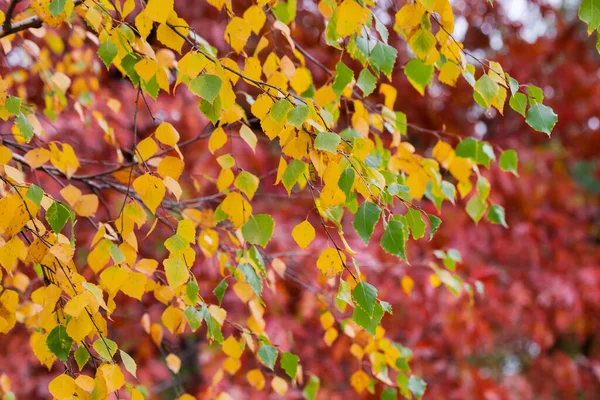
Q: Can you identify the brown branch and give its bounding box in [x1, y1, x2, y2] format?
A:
[0, 0, 85, 39]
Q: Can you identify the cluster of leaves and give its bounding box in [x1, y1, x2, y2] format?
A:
[0, 0, 594, 399]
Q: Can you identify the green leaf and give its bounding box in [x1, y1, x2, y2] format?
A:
[281, 159, 306, 194]
[303, 375, 320, 400]
[356, 69, 377, 96]
[369, 42, 397, 78]
[474, 75, 499, 109]
[352, 281, 378, 316]
[26, 184, 43, 206]
[184, 306, 203, 332]
[336, 280, 354, 306]
[213, 279, 228, 305]
[465, 194, 487, 223]
[15, 113, 34, 142]
[427, 214, 441, 241]
[141, 75, 159, 99]
[189, 74, 222, 104]
[109, 244, 126, 264]
[581, 0, 600, 33]
[526, 104, 557, 136]
[509, 93, 527, 116]
[93, 338, 118, 361]
[121, 53, 141, 85]
[488, 204, 508, 228]
[404, 58, 434, 95]
[49, 0, 66, 16]
[381, 388, 398, 400]
[338, 168, 355, 197]
[408, 375, 427, 399]
[98, 40, 118, 69]
[74, 346, 90, 370]
[46, 201, 71, 234]
[199, 97, 221, 124]
[241, 214, 275, 247]
[314, 132, 341, 154]
[352, 202, 381, 244]
[186, 279, 199, 304]
[287, 105, 310, 128]
[273, 0, 297, 24]
[405, 208, 426, 240]
[120, 349, 137, 378]
[380, 220, 407, 261]
[455, 138, 495, 168]
[527, 85, 544, 104]
[249, 246, 266, 276]
[257, 345, 278, 370]
[409, 29, 436, 60]
[5, 96, 21, 114]
[332, 62, 354, 97]
[201, 304, 223, 343]
[499, 149, 518, 176]
[387, 183, 409, 195]
[270, 99, 292, 123]
[352, 302, 384, 336]
[46, 325, 73, 362]
[280, 352, 299, 380]
[238, 263, 262, 297]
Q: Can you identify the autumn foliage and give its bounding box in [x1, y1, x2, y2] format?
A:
[0, 0, 598, 399]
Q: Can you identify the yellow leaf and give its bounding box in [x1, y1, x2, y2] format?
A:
[224, 17, 251, 54]
[134, 59, 159, 82]
[161, 305, 184, 334]
[30, 331, 56, 369]
[234, 171, 259, 200]
[222, 336, 245, 359]
[145, 0, 173, 23]
[250, 94, 273, 119]
[394, 3, 426, 32]
[430, 273, 441, 288]
[290, 67, 312, 94]
[291, 220, 315, 249]
[121, 0, 135, 18]
[157, 156, 184, 180]
[208, 127, 228, 154]
[350, 370, 370, 394]
[135, 10, 153, 39]
[24, 148, 51, 168]
[319, 311, 335, 330]
[198, 229, 219, 257]
[448, 157, 471, 182]
[0, 237, 27, 273]
[166, 353, 181, 373]
[336, 0, 369, 38]
[66, 315, 93, 342]
[74, 374, 95, 392]
[64, 293, 90, 317]
[401, 275, 414, 295]
[155, 122, 180, 147]
[271, 376, 288, 396]
[157, 18, 188, 53]
[438, 62, 461, 87]
[316, 248, 346, 278]
[135, 137, 158, 163]
[164, 176, 183, 201]
[239, 124, 257, 152]
[406, 172, 427, 200]
[75, 194, 99, 217]
[0, 145, 12, 165]
[133, 173, 166, 214]
[432, 140, 455, 168]
[178, 52, 207, 80]
[100, 364, 125, 393]
[243, 5, 266, 35]
[164, 256, 189, 288]
[220, 192, 252, 229]
[217, 168, 234, 192]
[223, 357, 241, 375]
[49, 374, 76, 400]
[324, 327, 338, 346]
[246, 369, 265, 390]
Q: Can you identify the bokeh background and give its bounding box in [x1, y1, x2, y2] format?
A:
[0, 0, 599, 398]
